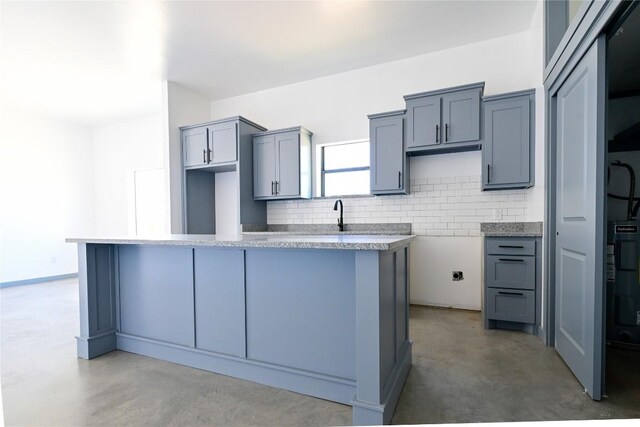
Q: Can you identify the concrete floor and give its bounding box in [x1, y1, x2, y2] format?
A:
[1, 279, 639, 426]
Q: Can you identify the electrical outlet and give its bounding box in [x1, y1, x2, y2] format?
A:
[493, 209, 503, 221]
[452, 271, 464, 281]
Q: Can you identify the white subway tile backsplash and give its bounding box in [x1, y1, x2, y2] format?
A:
[266, 175, 530, 236]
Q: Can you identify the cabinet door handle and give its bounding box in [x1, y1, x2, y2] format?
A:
[398, 171, 402, 189]
[275, 181, 279, 195]
[271, 181, 275, 195]
[487, 164, 491, 183]
[435, 124, 439, 143]
[202, 149, 206, 164]
[498, 245, 524, 249]
[498, 291, 524, 296]
[498, 258, 525, 262]
[207, 148, 212, 164]
[445, 123, 449, 142]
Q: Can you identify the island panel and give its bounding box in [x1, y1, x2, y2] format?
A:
[245, 248, 357, 380]
[72, 238, 413, 425]
[194, 248, 246, 357]
[119, 245, 195, 347]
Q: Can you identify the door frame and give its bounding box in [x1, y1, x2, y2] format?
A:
[543, 2, 640, 398]
[543, 0, 627, 349]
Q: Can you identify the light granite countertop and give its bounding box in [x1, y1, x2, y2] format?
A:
[66, 233, 415, 251]
[480, 222, 543, 237]
[241, 223, 411, 235]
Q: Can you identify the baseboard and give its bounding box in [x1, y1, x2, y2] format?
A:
[116, 333, 357, 406]
[0, 273, 78, 288]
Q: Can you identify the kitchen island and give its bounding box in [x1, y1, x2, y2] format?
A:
[67, 234, 414, 425]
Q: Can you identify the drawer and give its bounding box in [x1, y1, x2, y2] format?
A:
[486, 238, 535, 256]
[486, 255, 535, 290]
[486, 288, 535, 324]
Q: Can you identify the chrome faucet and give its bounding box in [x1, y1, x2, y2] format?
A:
[333, 199, 344, 232]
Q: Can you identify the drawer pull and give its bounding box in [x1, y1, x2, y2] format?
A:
[499, 258, 525, 262]
[498, 245, 524, 249]
[498, 291, 524, 296]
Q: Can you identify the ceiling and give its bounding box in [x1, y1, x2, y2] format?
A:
[0, 1, 539, 127]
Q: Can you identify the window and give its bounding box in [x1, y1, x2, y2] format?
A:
[319, 140, 370, 197]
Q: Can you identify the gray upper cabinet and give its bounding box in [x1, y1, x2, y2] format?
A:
[369, 110, 409, 195]
[482, 89, 535, 190]
[183, 120, 238, 168]
[442, 89, 481, 144]
[208, 121, 237, 164]
[183, 126, 209, 167]
[180, 116, 268, 234]
[252, 127, 312, 200]
[405, 95, 441, 149]
[403, 82, 484, 155]
[253, 135, 277, 199]
[275, 132, 301, 198]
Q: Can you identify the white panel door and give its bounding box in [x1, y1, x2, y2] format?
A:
[555, 36, 606, 400]
[131, 168, 166, 236]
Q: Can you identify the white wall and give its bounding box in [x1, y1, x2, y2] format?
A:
[209, 27, 545, 310]
[214, 171, 239, 235]
[162, 81, 211, 233]
[0, 108, 94, 283]
[91, 114, 165, 235]
[209, 32, 543, 145]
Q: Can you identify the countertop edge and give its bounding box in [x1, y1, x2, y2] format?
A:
[480, 221, 544, 238]
[65, 235, 416, 251]
[481, 232, 543, 237]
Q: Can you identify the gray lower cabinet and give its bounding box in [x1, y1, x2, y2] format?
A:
[252, 127, 312, 200]
[404, 82, 484, 155]
[482, 89, 535, 190]
[369, 110, 409, 195]
[484, 237, 541, 335]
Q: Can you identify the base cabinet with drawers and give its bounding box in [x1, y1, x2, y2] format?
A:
[484, 237, 541, 335]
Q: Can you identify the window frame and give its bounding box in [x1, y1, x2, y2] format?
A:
[318, 140, 370, 198]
